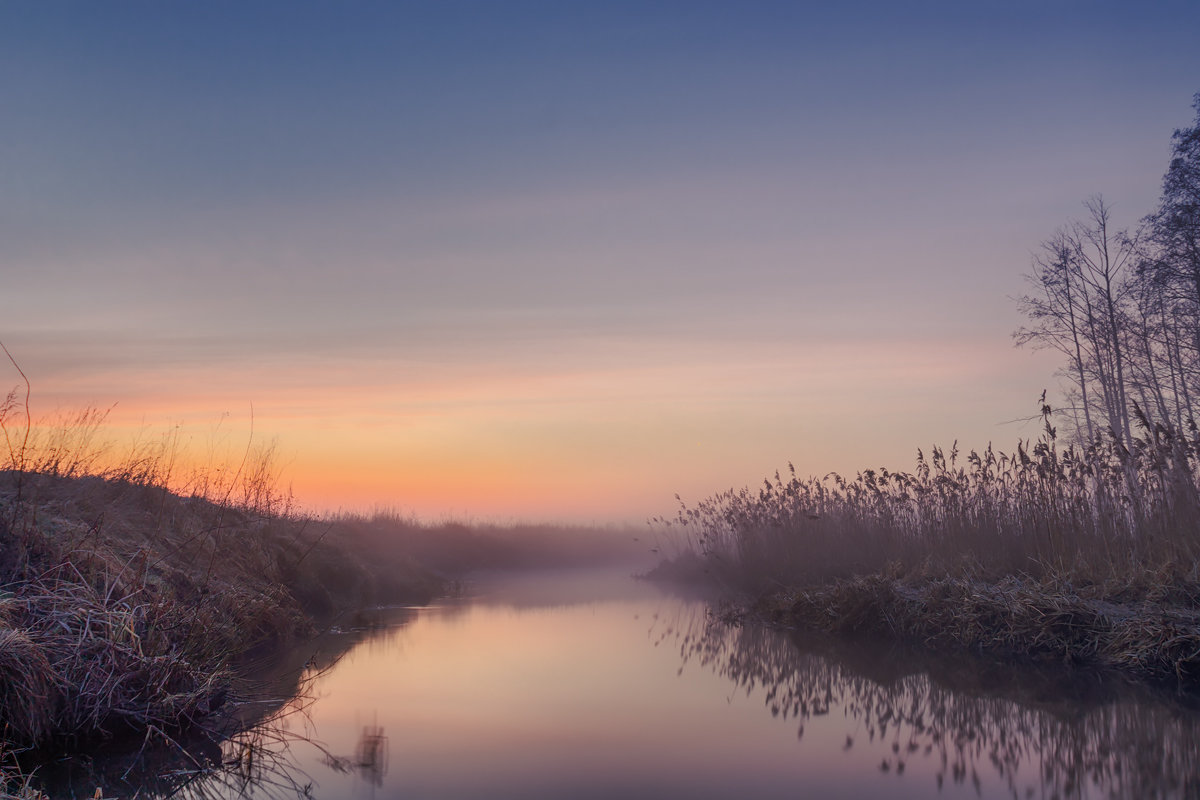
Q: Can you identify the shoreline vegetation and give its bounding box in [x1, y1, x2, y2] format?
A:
[649, 407, 1200, 687]
[0, 469, 444, 748]
[4, 90, 1198, 800]
[653, 93, 1200, 690]
[0, 402, 640, 799]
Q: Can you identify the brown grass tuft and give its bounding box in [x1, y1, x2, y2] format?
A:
[0, 469, 445, 751]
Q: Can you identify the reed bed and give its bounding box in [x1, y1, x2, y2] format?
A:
[654, 411, 1200, 682]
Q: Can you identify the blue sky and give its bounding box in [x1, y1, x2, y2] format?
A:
[4, 2, 1200, 520]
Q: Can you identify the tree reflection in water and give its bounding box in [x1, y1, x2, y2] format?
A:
[662, 609, 1200, 798]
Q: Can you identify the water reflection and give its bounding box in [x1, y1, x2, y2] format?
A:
[325, 724, 389, 788]
[669, 611, 1200, 798]
[29, 605, 420, 799]
[28, 570, 1200, 799]
[32, 688, 322, 800]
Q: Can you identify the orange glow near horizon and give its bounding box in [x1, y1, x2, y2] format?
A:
[6, 2, 1195, 526]
[6, 334, 1057, 524]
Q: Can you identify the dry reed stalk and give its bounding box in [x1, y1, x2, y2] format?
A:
[654, 407, 1200, 683]
[660, 410, 1200, 590]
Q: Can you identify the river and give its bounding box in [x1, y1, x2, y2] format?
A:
[38, 565, 1200, 798]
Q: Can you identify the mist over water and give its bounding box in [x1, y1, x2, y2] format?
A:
[71, 565, 1198, 799]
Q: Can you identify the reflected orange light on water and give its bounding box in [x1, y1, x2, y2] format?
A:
[296, 588, 858, 798]
[223, 568, 1189, 799]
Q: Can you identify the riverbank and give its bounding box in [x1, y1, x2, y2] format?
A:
[650, 416, 1200, 688]
[708, 569, 1200, 686]
[0, 470, 445, 757]
[0, 463, 648, 797]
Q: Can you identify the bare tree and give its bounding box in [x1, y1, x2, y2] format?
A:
[1015, 93, 1200, 542]
[1016, 197, 1138, 446]
[1138, 92, 1200, 429]
[1073, 196, 1139, 446]
[1015, 233, 1096, 440]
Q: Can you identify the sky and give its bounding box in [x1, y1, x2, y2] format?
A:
[4, 1, 1200, 523]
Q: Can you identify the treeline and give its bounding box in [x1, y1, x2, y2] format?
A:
[1016, 94, 1200, 446]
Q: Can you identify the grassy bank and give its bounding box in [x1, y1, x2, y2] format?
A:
[652, 411, 1200, 684]
[0, 464, 644, 796]
[0, 469, 446, 757]
[0, 433, 643, 800]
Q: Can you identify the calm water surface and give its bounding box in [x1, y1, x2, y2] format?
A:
[101, 567, 1200, 798]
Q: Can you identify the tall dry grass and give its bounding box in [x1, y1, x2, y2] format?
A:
[653, 404, 1200, 681]
[0, 742, 46, 800]
[0, 474, 323, 749]
[0, 392, 295, 520]
[0, 378, 443, 753]
[658, 405, 1200, 590]
[0, 470, 445, 749]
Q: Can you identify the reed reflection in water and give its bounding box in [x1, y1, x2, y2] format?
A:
[41, 570, 1200, 799]
[668, 611, 1200, 799]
